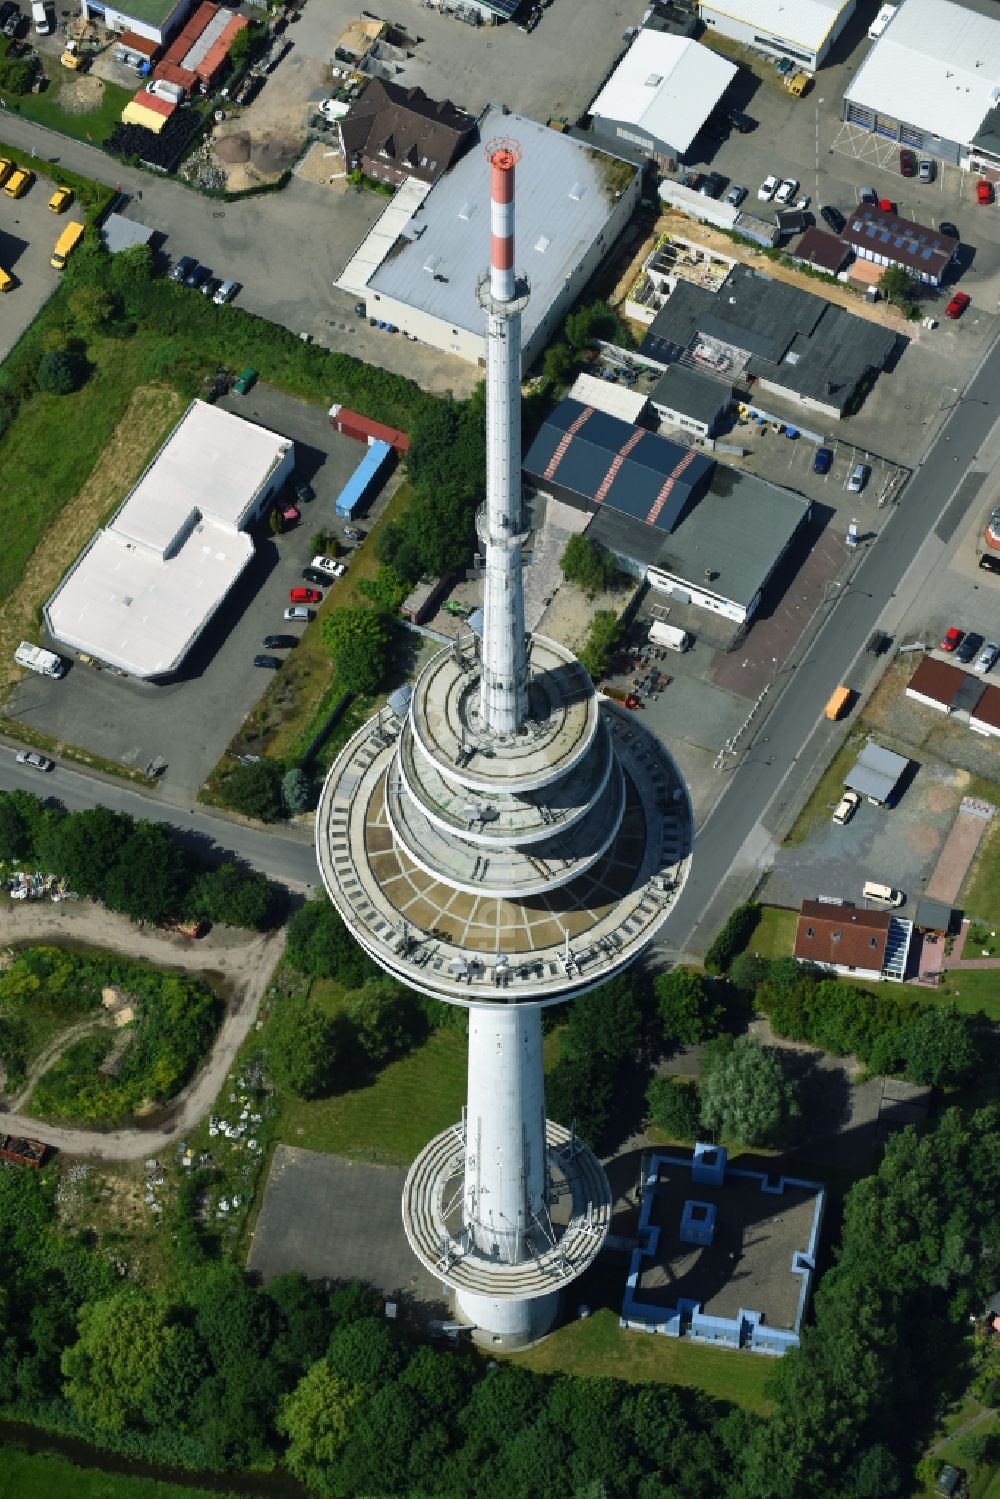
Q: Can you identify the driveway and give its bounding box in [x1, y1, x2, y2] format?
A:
[0, 899, 285, 1159]
[0, 161, 71, 362]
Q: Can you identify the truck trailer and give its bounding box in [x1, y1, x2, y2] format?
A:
[15, 641, 65, 678]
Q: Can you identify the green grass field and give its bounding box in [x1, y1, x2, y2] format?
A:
[746, 905, 797, 960]
[0, 59, 132, 147]
[962, 818, 1000, 928]
[0, 1444, 246, 1499]
[782, 735, 864, 845]
[506, 1309, 776, 1413]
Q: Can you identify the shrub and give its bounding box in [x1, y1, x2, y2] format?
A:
[220, 760, 285, 822]
[578, 609, 621, 681]
[646, 1075, 701, 1140]
[36, 348, 83, 395]
[704, 901, 760, 974]
[560, 534, 618, 593]
[281, 768, 313, 815]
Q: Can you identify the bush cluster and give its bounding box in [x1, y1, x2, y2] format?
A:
[704, 900, 760, 974]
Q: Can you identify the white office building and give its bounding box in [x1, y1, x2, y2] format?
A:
[588, 31, 737, 167]
[698, 0, 856, 71]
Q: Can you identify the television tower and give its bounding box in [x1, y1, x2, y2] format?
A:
[315, 140, 692, 1346]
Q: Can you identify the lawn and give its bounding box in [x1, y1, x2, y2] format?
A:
[278, 1026, 468, 1165]
[0, 58, 133, 147]
[506, 1308, 776, 1414]
[962, 818, 1000, 927]
[782, 734, 864, 845]
[935, 969, 1000, 1021]
[0, 1444, 247, 1499]
[747, 905, 797, 960]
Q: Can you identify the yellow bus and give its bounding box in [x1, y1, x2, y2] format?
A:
[51, 220, 85, 270]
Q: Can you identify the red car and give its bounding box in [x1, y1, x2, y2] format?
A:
[289, 586, 322, 604]
[977, 178, 993, 205]
[899, 148, 916, 177]
[878, 197, 895, 212]
[945, 292, 970, 319]
[939, 627, 963, 652]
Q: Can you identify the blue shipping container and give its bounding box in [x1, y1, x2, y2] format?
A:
[335, 440, 393, 518]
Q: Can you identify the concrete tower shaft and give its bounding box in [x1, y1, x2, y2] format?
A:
[478, 140, 530, 737]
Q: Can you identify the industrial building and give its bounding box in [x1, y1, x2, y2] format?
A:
[649, 364, 733, 437]
[346, 106, 640, 370]
[794, 898, 912, 982]
[338, 80, 476, 190]
[640, 264, 898, 420]
[523, 397, 810, 625]
[698, 0, 856, 71]
[152, 1, 247, 92]
[621, 1144, 825, 1355]
[789, 226, 851, 276]
[588, 30, 737, 168]
[839, 205, 957, 287]
[78, 0, 193, 46]
[316, 143, 691, 1349]
[45, 401, 294, 679]
[843, 0, 1000, 172]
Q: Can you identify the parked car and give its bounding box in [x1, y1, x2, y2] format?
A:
[284, 605, 314, 622]
[343, 526, 366, 542]
[832, 790, 860, 826]
[253, 654, 281, 669]
[15, 750, 54, 771]
[820, 204, 845, 233]
[939, 220, 959, 241]
[725, 182, 748, 207]
[774, 177, 798, 204]
[289, 587, 321, 604]
[201, 276, 221, 300]
[294, 481, 315, 504]
[4, 167, 33, 199]
[309, 555, 345, 579]
[955, 631, 984, 664]
[974, 641, 1000, 673]
[0, 5, 19, 39]
[213, 278, 240, 305]
[847, 462, 870, 493]
[858, 186, 877, 204]
[899, 147, 917, 177]
[977, 178, 993, 204]
[302, 567, 330, 585]
[979, 552, 1000, 575]
[813, 446, 833, 475]
[169, 254, 196, 284]
[47, 184, 72, 213]
[679, 172, 702, 191]
[939, 626, 963, 652]
[185, 263, 210, 289]
[232, 367, 257, 394]
[234, 72, 264, 107]
[757, 174, 780, 201]
[263, 634, 297, 649]
[945, 291, 970, 319]
[276, 502, 300, 527]
[700, 171, 726, 199]
[918, 157, 935, 183]
[0, 158, 11, 189]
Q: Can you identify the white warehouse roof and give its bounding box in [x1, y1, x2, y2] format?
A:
[703, 0, 852, 52]
[568, 371, 649, 424]
[589, 32, 737, 156]
[46, 401, 292, 678]
[847, 0, 1000, 144]
[364, 106, 638, 355]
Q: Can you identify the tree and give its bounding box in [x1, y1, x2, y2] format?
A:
[898, 1003, 982, 1088]
[68, 286, 114, 332]
[560, 534, 618, 593]
[654, 966, 723, 1047]
[344, 980, 423, 1063]
[0, 56, 33, 94]
[35, 804, 133, 901]
[542, 341, 576, 386]
[326, 1316, 402, 1388]
[277, 1359, 362, 1491]
[321, 606, 392, 695]
[0, 793, 30, 861]
[267, 993, 342, 1098]
[699, 1035, 799, 1146]
[107, 243, 153, 296]
[187, 863, 271, 929]
[102, 821, 187, 923]
[725, 951, 771, 998]
[878, 265, 918, 306]
[61, 1288, 174, 1434]
[36, 348, 83, 396]
[286, 896, 379, 986]
[228, 20, 258, 69]
[646, 1076, 701, 1140]
[221, 759, 285, 822]
[578, 608, 621, 680]
[282, 767, 313, 815]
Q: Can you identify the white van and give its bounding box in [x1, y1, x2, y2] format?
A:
[648, 621, 691, 652]
[862, 881, 904, 907]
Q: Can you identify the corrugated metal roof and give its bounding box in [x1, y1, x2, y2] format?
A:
[568, 372, 649, 423]
[589, 31, 736, 155]
[845, 0, 1000, 144]
[366, 107, 637, 348]
[844, 740, 909, 802]
[703, 0, 853, 51]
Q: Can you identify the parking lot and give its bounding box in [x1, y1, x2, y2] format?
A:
[3, 386, 394, 796]
[0, 163, 77, 361]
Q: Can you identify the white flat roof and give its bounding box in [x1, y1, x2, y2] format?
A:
[336, 175, 432, 297]
[364, 107, 637, 348]
[703, 0, 851, 51]
[589, 32, 737, 156]
[846, 0, 1000, 143]
[46, 401, 291, 677]
[568, 372, 649, 423]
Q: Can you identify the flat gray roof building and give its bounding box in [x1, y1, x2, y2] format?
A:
[363, 106, 640, 370]
[100, 212, 156, 254]
[649, 364, 733, 436]
[844, 740, 910, 804]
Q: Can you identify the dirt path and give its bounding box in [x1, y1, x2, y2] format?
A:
[928, 1403, 997, 1455]
[0, 901, 285, 1159]
[4, 1015, 107, 1113]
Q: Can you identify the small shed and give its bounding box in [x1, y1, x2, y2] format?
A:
[844, 741, 909, 806]
[913, 898, 953, 935]
[100, 213, 156, 254]
[935, 1464, 961, 1498]
[790, 226, 850, 275]
[568, 371, 650, 425]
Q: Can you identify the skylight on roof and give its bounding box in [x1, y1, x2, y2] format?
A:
[645, 73, 663, 87]
[458, 201, 473, 221]
[535, 235, 551, 253]
[569, 181, 585, 201]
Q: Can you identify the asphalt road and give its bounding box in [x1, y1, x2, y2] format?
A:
[661, 333, 1000, 954]
[0, 751, 318, 890]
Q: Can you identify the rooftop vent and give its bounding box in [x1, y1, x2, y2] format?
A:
[535, 234, 551, 253]
[422, 254, 441, 274]
[458, 200, 473, 220]
[645, 73, 663, 86]
[569, 181, 585, 201]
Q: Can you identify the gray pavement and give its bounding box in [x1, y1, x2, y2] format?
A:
[0, 162, 69, 362]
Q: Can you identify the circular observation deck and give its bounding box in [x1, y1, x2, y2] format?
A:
[314, 698, 693, 1007]
[409, 636, 599, 795]
[401, 1119, 611, 1300]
